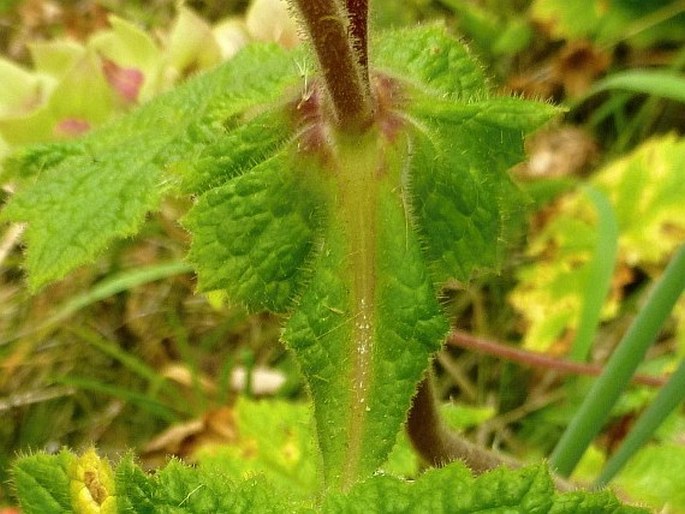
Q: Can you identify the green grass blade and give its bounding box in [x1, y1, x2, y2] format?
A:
[70, 326, 177, 402]
[594, 356, 685, 487]
[44, 260, 193, 326]
[587, 70, 685, 104]
[586, 92, 632, 129]
[569, 186, 619, 362]
[0, 260, 193, 346]
[55, 375, 180, 423]
[549, 243, 685, 477]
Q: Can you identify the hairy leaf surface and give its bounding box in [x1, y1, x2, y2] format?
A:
[1, 44, 300, 290]
[413, 98, 557, 280]
[12, 452, 74, 514]
[13, 449, 647, 513]
[4, 26, 554, 490]
[184, 148, 324, 311]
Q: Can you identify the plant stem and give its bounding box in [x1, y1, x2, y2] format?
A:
[447, 331, 666, 388]
[346, 0, 369, 84]
[407, 374, 519, 473]
[407, 374, 576, 491]
[290, 0, 373, 130]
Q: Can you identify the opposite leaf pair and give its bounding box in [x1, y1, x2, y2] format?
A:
[3, 25, 555, 489]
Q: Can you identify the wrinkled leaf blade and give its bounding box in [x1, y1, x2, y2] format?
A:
[12, 451, 74, 514]
[184, 148, 324, 312]
[1, 43, 300, 290]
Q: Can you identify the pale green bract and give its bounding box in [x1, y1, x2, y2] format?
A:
[5, 24, 630, 508]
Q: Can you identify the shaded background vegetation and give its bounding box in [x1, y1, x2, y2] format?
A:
[1, 0, 684, 511]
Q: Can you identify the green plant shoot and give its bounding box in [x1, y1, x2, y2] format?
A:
[1, 1, 647, 510]
[2, 20, 555, 491]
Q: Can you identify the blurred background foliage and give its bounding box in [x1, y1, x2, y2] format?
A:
[0, 0, 684, 511]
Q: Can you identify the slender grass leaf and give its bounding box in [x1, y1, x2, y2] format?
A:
[596, 355, 685, 486]
[550, 243, 685, 476]
[588, 69, 685, 104]
[569, 186, 619, 362]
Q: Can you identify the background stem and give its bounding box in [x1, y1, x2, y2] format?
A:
[407, 374, 575, 491]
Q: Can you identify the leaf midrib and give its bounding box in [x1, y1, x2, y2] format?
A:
[333, 131, 382, 490]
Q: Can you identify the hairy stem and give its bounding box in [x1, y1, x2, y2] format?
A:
[346, 0, 369, 85]
[407, 374, 576, 491]
[290, 0, 372, 129]
[407, 374, 519, 473]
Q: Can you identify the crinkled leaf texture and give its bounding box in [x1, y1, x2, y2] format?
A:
[12, 451, 73, 513]
[12, 449, 647, 513]
[324, 463, 647, 514]
[3, 25, 556, 489]
[116, 458, 294, 514]
[13, 449, 117, 514]
[1, 43, 298, 290]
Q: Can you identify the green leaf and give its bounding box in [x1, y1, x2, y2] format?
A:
[11, 447, 649, 513]
[195, 397, 319, 500]
[615, 443, 685, 512]
[323, 461, 647, 513]
[115, 456, 158, 513]
[176, 106, 292, 195]
[2, 145, 166, 291]
[282, 142, 449, 487]
[12, 451, 73, 514]
[372, 25, 487, 100]
[184, 149, 323, 311]
[13, 448, 118, 514]
[440, 402, 497, 430]
[587, 69, 685, 105]
[405, 96, 557, 283]
[1, 43, 299, 290]
[510, 134, 685, 352]
[550, 490, 645, 514]
[117, 458, 299, 514]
